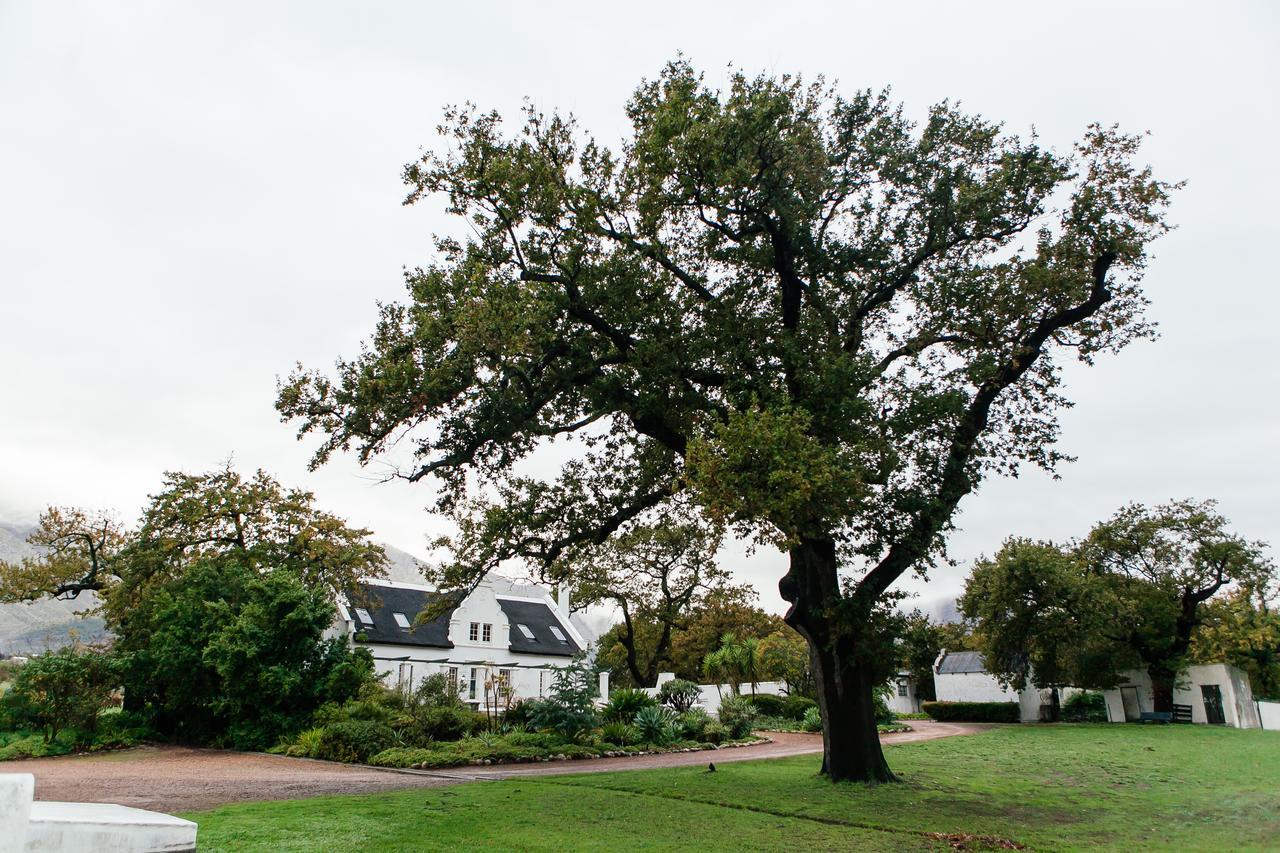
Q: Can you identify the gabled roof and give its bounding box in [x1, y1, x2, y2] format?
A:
[347, 582, 456, 649]
[937, 650, 988, 675]
[497, 597, 581, 657]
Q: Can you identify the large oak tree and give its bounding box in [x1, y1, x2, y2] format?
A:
[278, 60, 1173, 781]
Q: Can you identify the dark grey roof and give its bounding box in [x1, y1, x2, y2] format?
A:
[347, 583, 456, 648]
[937, 650, 988, 674]
[497, 598, 580, 657]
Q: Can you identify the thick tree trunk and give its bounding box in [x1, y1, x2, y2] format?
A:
[780, 537, 896, 784]
[1149, 663, 1176, 713]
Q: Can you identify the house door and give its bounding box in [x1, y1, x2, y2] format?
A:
[1120, 686, 1141, 722]
[1201, 685, 1226, 725]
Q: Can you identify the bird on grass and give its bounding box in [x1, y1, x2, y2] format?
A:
[706, 762, 716, 773]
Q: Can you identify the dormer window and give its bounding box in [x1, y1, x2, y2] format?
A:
[354, 608, 374, 626]
[549, 625, 568, 643]
[517, 624, 536, 640]
[393, 612, 412, 630]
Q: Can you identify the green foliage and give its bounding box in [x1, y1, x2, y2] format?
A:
[528, 656, 599, 742]
[921, 701, 1020, 723]
[116, 556, 376, 750]
[599, 722, 637, 747]
[286, 727, 325, 758]
[781, 695, 817, 721]
[801, 706, 822, 732]
[702, 633, 761, 695]
[655, 679, 701, 712]
[700, 720, 728, 745]
[1061, 691, 1108, 723]
[602, 688, 658, 723]
[1191, 584, 1280, 699]
[314, 720, 397, 764]
[746, 694, 786, 718]
[756, 628, 813, 697]
[632, 704, 676, 745]
[676, 708, 711, 741]
[2, 646, 119, 742]
[716, 695, 758, 738]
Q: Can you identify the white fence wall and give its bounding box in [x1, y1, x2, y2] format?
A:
[1258, 700, 1280, 731]
[640, 674, 788, 714]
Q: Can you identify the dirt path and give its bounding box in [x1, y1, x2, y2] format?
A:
[18, 721, 988, 812]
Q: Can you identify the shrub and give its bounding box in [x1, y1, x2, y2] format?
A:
[781, 695, 817, 721]
[2, 646, 119, 742]
[921, 701, 1019, 723]
[633, 705, 675, 745]
[502, 699, 539, 728]
[677, 708, 711, 741]
[746, 694, 787, 717]
[602, 688, 657, 723]
[415, 705, 475, 743]
[701, 720, 728, 745]
[314, 720, 396, 763]
[716, 695, 757, 739]
[656, 679, 702, 713]
[287, 726, 325, 758]
[801, 706, 822, 732]
[529, 657, 599, 742]
[600, 721, 637, 747]
[874, 684, 895, 725]
[1062, 691, 1107, 723]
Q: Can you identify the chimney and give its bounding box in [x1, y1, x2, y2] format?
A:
[556, 583, 570, 618]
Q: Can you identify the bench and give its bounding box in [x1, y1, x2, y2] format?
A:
[1172, 704, 1193, 723]
[1, 773, 196, 852]
[1139, 711, 1173, 724]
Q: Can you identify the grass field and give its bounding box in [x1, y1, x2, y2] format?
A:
[187, 724, 1280, 851]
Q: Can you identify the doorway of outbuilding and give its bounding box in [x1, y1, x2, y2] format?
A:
[1201, 685, 1226, 725]
[1121, 686, 1141, 722]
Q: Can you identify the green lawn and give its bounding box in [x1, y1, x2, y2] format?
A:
[187, 725, 1280, 851]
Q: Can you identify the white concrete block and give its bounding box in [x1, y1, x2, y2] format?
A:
[0, 774, 33, 852]
[25, 802, 196, 853]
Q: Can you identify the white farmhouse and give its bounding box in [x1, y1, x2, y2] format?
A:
[333, 576, 593, 710]
[933, 650, 1081, 722]
[1101, 663, 1261, 728]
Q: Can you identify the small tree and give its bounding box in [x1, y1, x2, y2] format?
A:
[530, 656, 599, 742]
[3, 646, 119, 742]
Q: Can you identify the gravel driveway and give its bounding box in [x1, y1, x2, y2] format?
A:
[17, 721, 985, 812]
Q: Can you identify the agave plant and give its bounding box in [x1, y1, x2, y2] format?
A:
[633, 704, 675, 745]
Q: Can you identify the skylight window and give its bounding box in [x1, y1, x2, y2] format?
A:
[354, 608, 374, 625]
[549, 625, 567, 643]
[393, 612, 411, 630]
[517, 624, 536, 640]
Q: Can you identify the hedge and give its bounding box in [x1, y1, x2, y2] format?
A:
[921, 701, 1019, 723]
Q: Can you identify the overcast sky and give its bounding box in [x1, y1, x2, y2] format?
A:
[1, 1, 1276, 615]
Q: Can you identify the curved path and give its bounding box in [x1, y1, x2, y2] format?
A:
[18, 721, 988, 812]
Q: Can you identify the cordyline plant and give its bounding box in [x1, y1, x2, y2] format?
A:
[277, 59, 1175, 782]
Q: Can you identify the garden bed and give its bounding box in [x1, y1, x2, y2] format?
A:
[367, 733, 769, 769]
[755, 720, 912, 735]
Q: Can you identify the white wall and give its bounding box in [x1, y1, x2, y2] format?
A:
[645, 674, 788, 714]
[934, 671, 1020, 704]
[1258, 700, 1280, 730]
[887, 675, 920, 714]
[1102, 663, 1260, 728]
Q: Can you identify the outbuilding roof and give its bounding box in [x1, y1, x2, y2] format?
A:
[347, 582, 456, 648]
[936, 650, 988, 674]
[498, 597, 581, 657]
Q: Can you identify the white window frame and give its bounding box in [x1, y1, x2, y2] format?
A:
[393, 612, 412, 630]
[469, 622, 480, 642]
[482, 623, 493, 643]
[354, 608, 374, 626]
[549, 625, 567, 643]
[468, 667, 478, 701]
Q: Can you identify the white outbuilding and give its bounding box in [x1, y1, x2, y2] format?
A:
[1100, 662, 1261, 728]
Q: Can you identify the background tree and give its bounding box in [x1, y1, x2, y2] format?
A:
[896, 610, 974, 703]
[572, 515, 731, 687]
[1081, 499, 1274, 713]
[0, 507, 126, 601]
[0, 467, 387, 748]
[1191, 583, 1280, 699]
[278, 60, 1174, 781]
[1, 645, 118, 742]
[960, 539, 1115, 719]
[596, 584, 782, 686]
[757, 627, 814, 696]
